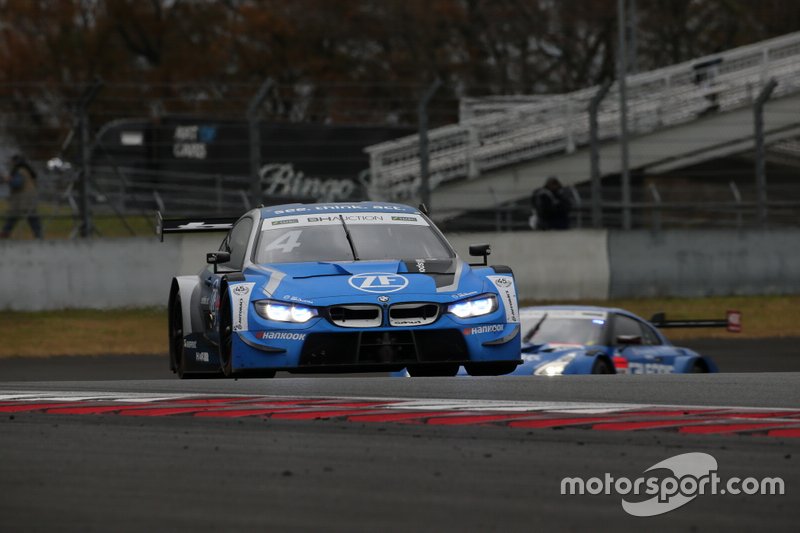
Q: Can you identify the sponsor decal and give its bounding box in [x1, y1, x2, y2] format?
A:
[415, 259, 426, 272]
[230, 283, 255, 332]
[271, 219, 298, 226]
[464, 324, 504, 335]
[487, 275, 519, 324]
[348, 273, 409, 294]
[282, 295, 314, 305]
[627, 362, 674, 374]
[561, 453, 785, 517]
[272, 204, 413, 216]
[232, 284, 250, 296]
[451, 291, 478, 299]
[494, 277, 512, 288]
[262, 213, 426, 229]
[393, 319, 426, 326]
[195, 352, 210, 363]
[308, 214, 385, 223]
[259, 331, 307, 341]
[184, 340, 197, 349]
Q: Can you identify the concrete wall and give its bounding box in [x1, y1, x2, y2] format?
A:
[447, 230, 610, 301]
[2, 229, 799, 310]
[608, 229, 800, 298]
[0, 234, 220, 311]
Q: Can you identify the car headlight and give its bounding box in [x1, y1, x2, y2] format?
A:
[448, 294, 498, 319]
[254, 300, 318, 323]
[534, 353, 577, 376]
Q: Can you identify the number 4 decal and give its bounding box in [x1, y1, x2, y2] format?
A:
[265, 230, 303, 253]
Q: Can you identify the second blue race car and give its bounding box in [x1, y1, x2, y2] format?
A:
[504, 305, 725, 376]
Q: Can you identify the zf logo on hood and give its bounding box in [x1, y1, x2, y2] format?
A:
[348, 273, 409, 294]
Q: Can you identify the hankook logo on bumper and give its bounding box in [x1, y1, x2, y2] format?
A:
[348, 273, 409, 294]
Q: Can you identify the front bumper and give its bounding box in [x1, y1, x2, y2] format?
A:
[232, 314, 521, 372]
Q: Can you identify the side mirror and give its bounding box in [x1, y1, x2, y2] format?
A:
[207, 251, 230, 273]
[207, 251, 231, 265]
[616, 335, 642, 346]
[469, 243, 491, 266]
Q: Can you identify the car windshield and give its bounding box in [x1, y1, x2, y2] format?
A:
[254, 213, 454, 264]
[521, 313, 606, 346]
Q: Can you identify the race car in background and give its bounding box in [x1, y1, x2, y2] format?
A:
[160, 202, 522, 379]
[501, 305, 737, 376]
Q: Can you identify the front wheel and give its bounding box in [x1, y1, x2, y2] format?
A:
[464, 362, 518, 376]
[591, 358, 614, 374]
[169, 294, 189, 378]
[219, 292, 235, 377]
[690, 361, 708, 373]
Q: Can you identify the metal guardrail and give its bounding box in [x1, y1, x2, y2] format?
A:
[366, 32, 800, 202]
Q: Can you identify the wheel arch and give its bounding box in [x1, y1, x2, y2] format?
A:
[170, 275, 203, 336]
[674, 354, 715, 373]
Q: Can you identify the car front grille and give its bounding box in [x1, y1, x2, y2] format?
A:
[326, 302, 442, 328]
[388, 303, 440, 327]
[328, 305, 382, 328]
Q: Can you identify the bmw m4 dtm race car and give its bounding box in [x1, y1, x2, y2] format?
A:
[160, 202, 522, 379]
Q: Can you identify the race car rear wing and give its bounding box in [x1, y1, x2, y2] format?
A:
[650, 310, 742, 333]
[156, 211, 237, 242]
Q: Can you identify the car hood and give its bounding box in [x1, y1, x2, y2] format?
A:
[519, 343, 588, 366]
[242, 258, 488, 304]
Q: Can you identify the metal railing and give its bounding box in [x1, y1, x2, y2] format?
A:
[438, 182, 800, 233]
[90, 166, 254, 215]
[366, 32, 800, 202]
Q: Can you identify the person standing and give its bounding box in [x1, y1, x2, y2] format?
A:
[1, 154, 43, 239]
[530, 176, 572, 230]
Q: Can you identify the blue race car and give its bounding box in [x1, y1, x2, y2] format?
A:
[160, 202, 522, 378]
[501, 305, 724, 376]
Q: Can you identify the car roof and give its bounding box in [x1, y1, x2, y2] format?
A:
[520, 305, 646, 321]
[258, 202, 420, 219]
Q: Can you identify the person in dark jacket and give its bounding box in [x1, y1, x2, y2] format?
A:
[531, 176, 572, 230]
[1, 154, 43, 239]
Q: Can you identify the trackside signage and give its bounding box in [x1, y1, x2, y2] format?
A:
[561, 452, 785, 517]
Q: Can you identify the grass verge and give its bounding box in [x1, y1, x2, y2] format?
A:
[0, 308, 166, 358]
[523, 295, 800, 341]
[0, 295, 798, 358]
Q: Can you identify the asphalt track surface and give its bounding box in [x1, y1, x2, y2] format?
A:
[1, 339, 798, 532]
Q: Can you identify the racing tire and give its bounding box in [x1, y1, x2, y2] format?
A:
[407, 363, 460, 377]
[170, 294, 224, 379]
[591, 358, 614, 374]
[219, 291, 236, 377]
[690, 361, 708, 373]
[169, 294, 191, 379]
[464, 362, 518, 376]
